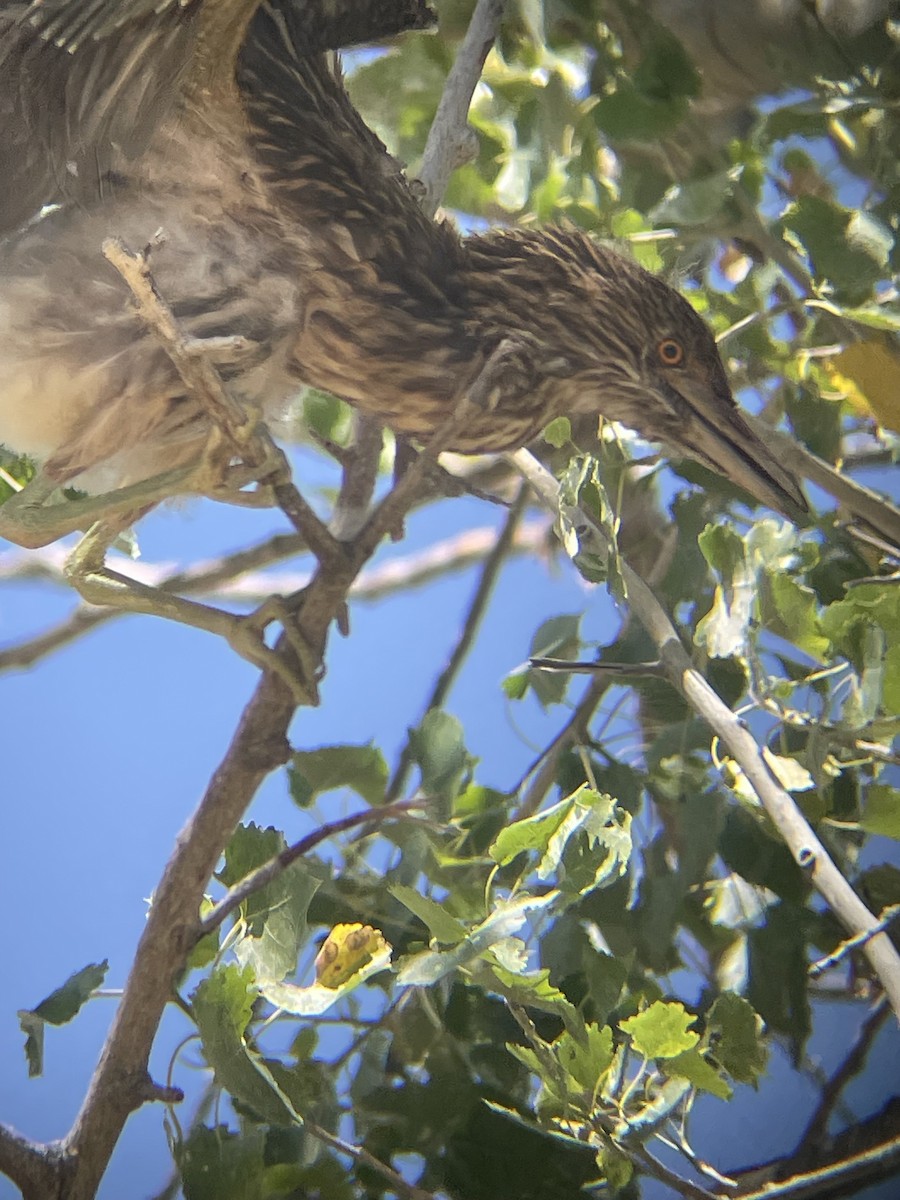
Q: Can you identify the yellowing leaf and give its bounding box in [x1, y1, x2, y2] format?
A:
[314, 924, 390, 989]
[827, 340, 900, 434]
[619, 1001, 699, 1059]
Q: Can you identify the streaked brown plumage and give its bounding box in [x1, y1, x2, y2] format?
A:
[242, 7, 807, 516]
[0, 0, 807, 548]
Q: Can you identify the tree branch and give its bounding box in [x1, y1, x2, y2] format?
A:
[417, 0, 507, 216]
[508, 447, 900, 1020]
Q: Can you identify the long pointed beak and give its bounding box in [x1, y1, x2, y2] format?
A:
[674, 376, 808, 520]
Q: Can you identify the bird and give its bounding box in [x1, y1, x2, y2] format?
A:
[241, 4, 810, 520]
[0, 0, 807, 557]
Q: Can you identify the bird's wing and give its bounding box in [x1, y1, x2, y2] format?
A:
[0, 0, 203, 235]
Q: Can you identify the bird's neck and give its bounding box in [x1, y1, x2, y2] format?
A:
[189, 0, 263, 99]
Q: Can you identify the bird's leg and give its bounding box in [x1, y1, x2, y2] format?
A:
[64, 517, 318, 703]
[0, 427, 289, 549]
[188, 417, 286, 510]
[0, 463, 198, 550]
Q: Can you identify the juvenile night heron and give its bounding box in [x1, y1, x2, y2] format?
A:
[0, 0, 807, 557]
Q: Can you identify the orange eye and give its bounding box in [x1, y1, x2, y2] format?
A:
[657, 338, 684, 366]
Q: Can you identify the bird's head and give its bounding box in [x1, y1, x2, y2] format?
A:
[467, 226, 806, 518]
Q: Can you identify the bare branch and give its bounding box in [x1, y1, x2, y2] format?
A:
[417, 0, 507, 216]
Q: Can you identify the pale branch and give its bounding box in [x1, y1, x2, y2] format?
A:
[384, 481, 529, 802]
[809, 904, 900, 979]
[417, 0, 507, 216]
[199, 799, 425, 938]
[746, 416, 900, 551]
[730, 1133, 900, 1200]
[508, 448, 900, 1021]
[330, 412, 384, 538]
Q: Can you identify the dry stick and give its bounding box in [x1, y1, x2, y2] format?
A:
[384, 481, 529, 803]
[508, 447, 900, 1020]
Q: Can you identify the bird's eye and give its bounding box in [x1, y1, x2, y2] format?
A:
[657, 338, 684, 366]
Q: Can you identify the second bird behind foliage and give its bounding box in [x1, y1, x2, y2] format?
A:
[0, 0, 807, 550]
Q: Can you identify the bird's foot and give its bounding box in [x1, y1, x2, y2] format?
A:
[64, 521, 318, 704]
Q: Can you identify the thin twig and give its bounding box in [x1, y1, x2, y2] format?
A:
[199, 800, 425, 939]
[305, 1122, 437, 1200]
[794, 996, 890, 1156]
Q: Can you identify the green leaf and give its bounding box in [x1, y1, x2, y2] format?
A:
[666, 1049, 731, 1099]
[192, 965, 296, 1126]
[389, 884, 468, 944]
[619, 1001, 699, 1059]
[488, 964, 580, 1034]
[748, 903, 811, 1060]
[289, 744, 388, 808]
[187, 899, 221, 973]
[18, 960, 108, 1078]
[233, 860, 321, 984]
[29, 960, 107, 1025]
[178, 1125, 265, 1200]
[489, 794, 573, 867]
[221, 825, 321, 984]
[861, 786, 900, 840]
[599, 1147, 633, 1190]
[408, 709, 473, 798]
[594, 86, 688, 140]
[708, 993, 768, 1086]
[396, 893, 558, 987]
[651, 169, 738, 226]
[632, 29, 701, 102]
[502, 668, 530, 700]
[542, 416, 571, 448]
[490, 787, 631, 897]
[695, 524, 754, 658]
[781, 196, 893, 302]
[762, 573, 828, 661]
[556, 1023, 614, 1090]
[557, 457, 624, 602]
[526, 613, 583, 707]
